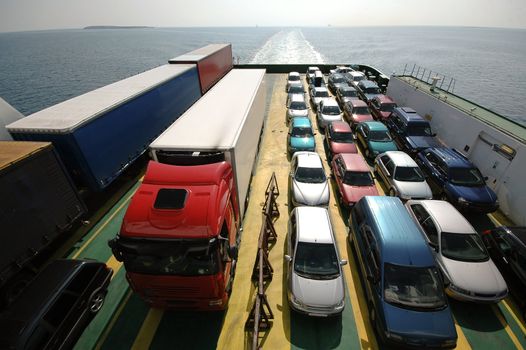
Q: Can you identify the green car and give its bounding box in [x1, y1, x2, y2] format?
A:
[356, 121, 398, 159]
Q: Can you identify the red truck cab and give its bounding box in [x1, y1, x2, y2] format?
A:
[110, 160, 239, 310]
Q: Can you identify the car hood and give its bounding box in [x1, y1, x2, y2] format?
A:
[341, 184, 379, 204]
[291, 137, 315, 148]
[293, 179, 330, 206]
[369, 140, 398, 154]
[441, 256, 507, 295]
[314, 97, 330, 105]
[383, 301, 457, 343]
[393, 179, 432, 199]
[320, 113, 343, 121]
[291, 272, 344, 307]
[288, 109, 309, 118]
[330, 141, 357, 155]
[406, 136, 442, 150]
[447, 183, 498, 204]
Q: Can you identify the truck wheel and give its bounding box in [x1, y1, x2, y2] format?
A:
[89, 289, 106, 314]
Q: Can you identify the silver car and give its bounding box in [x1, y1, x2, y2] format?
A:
[286, 95, 309, 123]
[285, 206, 347, 316]
[289, 152, 329, 207]
[309, 86, 330, 111]
[316, 98, 343, 130]
[374, 151, 432, 200]
[306, 66, 320, 83]
[286, 71, 302, 92]
[406, 200, 508, 303]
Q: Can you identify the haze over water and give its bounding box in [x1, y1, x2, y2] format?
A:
[0, 26, 524, 125]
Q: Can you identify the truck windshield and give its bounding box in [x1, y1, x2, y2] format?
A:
[384, 263, 446, 310]
[116, 238, 219, 276]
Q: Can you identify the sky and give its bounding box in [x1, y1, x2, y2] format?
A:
[0, 0, 525, 33]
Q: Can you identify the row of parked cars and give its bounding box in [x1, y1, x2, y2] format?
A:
[283, 68, 526, 348]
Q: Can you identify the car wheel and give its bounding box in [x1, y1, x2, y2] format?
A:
[89, 289, 106, 314]
[369, 302, 377, 331]
[389, 188, 396, 197]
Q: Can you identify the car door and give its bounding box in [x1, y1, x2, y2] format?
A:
[334, 158, 346, 199]
[287, 212, 298, 280]
[420, 152, 444, 193]
[376, 154, 393, 186]
[409, 204, 440, 251]
[357, 124, 368, 150]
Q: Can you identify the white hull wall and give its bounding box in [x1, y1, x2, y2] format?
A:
[388, 77, 526, 225]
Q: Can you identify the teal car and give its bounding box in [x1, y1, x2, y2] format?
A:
[288, 117, 315, 157]
[356, 121, 398, 159]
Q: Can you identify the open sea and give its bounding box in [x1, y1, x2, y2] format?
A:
[0, 26, 525, 125]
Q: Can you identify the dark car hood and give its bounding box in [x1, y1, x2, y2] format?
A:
[447, 183, 498, 203]
[406, 136, 442, 150]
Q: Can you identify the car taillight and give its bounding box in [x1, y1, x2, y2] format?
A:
[481, 229, 492, 236]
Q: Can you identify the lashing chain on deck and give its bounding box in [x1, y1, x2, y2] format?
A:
[246, 173, 279, 350]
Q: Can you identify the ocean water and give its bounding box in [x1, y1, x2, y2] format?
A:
[0, 26, 525, 125]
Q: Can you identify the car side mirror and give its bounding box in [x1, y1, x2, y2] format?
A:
[429, 242, 438, 252]
[284, 255, 292, 263]
[340, 259, 348, 266]
[366, 274, 377, 284]
[228, 246, 238, 260]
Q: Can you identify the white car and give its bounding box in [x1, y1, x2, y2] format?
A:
[330, 65, 354, 75]
[286, 71, 302, 92]
[289, 152, 329, 207]
[406, 200, 508, 303]
[286, 94, 309, 123]
[306, 66, 320, 83]
[285, 206, 347, 316]
[309, 86, 330, 110]
[374, 151, 433, 200]
[345, 71, 366, 88]
[316, 98, 343, 130]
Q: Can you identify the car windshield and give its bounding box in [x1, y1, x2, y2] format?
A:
[331, 77, 345, 84]
[449, 167, 485, 186]
[353, 107, 369, 115]
[394, 166, 425, 182]
[290, 101, 307, 110]
[289, 75, 300, 81]
[343, 171, 374, 186]
[384, 263, 446, 310]
[294, 242, 340, 279]
[341, 90, 357, 97]
[331, 131, 354, 143]
[295, 166, 326, 183]
[291, 126, 313, 137]
[116, 238, 219, 276]
[322, 106, 341, 115]
[288, 86, 305, 93]
[407, 124, 433, 136]
[441, 232, 489, 262]
[365, 87, 381, 94]
[369, 130, 392, 142]
[380, 103, 396, 112]
[315, 90, 329, 98]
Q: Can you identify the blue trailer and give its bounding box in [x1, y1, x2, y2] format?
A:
[7, 64, 201, 191]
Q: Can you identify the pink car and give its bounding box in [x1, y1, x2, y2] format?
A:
[343, 99, 373, 131]
[331, 153, 379, 207]
[324, 121, 357, 161]
[370, 95, 397, 121]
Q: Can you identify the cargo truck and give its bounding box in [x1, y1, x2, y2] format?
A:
[0, 141, 86, 306]
[109, 69, 266, 310]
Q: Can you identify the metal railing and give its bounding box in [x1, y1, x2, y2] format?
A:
[401, 64, 456, 93]
[245, 173, 280, 350]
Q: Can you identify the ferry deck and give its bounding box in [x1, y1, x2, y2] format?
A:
[67, 72, 526, 350]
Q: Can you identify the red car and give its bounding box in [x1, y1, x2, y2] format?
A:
[324, 121, 357, 161]
[343, 99, 373, 131]
[331, 153, 379, 207]
[369, 95, 397, 121]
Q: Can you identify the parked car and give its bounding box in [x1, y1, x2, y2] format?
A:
[369, 95, 397, 121]
[331, 153, 379, 207]
[287, 84, 306, 103]
[312, 70, 325, 88]
[356, 80, 382, 103]
[330, 66, 353, 75]
[343, 99, 374, 130]
[385, 107, 442, 155]
[349, 196, 457, 349]
[355, 121, 398, 159]
[374, 151, 433, 200]
[324, 121, 357, 161]
[316, 98, 343, 130]
[286, 71, 302, 92]
[416, 147, 499, 213]
[309, 86, 330, 110]
[482, 226, 526, 318]
[287, 117, 316, 157]
[335, 86, 359, 107]
[306, 66, 320, 83]
[406, 200, 508, 303]
[344, 71, 366, 88]
[286, 94, 309, 123]
[0, 259, 113, 350]
[289, 152, 329, 207]
[327, 73, 347, 94]
[285, 206, 347, 317]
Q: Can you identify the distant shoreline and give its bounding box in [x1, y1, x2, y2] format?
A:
[83, 26, 153, 30]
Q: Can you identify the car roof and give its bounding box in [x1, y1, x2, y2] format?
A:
[321, 98, 339, 107]
[413, 200, 475, 234]
[330, 73, 345, 79]
[348, 71, 365, 77]
[314, 86, 328, 92]
[338, 86, 356, 92]
[428, 147, 473, 168]
[349, 99, 367, 107]
[383, 151, 418, 167]
[363, 121, 387, 131]
[330, 121, 352, 132]
[295, 206, 334, 244]
[359, 80, 379, 88]
[288, 71, 300, 77]
[292, 117, 312, 127]
[374, 95, 395, 104]
[393, 107, 426, 122]
[360, 196, 435, 266]
[308, 66, 320, 71]
[295, 151, 323, 168]
[290, 94, 306, 102]
[339, 153, 370, 172]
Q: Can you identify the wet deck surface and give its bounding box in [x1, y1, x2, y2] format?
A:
[71, 73, 526, 350]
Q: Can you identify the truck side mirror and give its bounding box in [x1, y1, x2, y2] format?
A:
[228, 246, 238, 260]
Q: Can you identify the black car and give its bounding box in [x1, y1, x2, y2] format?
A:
[0, 259, 113, 350]
[482, 226, 526, 318]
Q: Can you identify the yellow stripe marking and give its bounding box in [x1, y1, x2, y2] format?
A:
[502, 299, 526, 336]
[71, 190, 135, 259]
[106, 255, 123, 279]
[94, 289, 132, 350]
[130, 308, 164, 350]
[492, 304, 524, 350]
[453, 316, 472, 350]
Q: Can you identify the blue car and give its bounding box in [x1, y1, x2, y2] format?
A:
[287, 117, 315, 157]
[349, 196, 457, 349]
[356, 121, 398, 159]
[416, 147, 499, 213]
